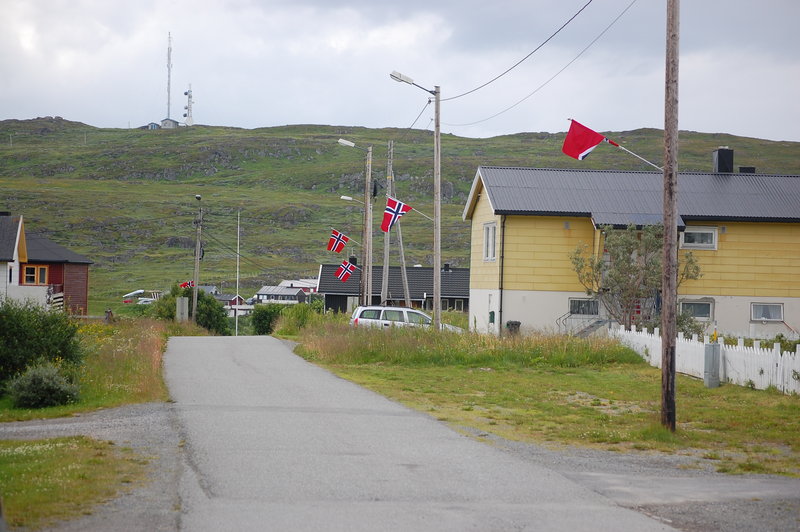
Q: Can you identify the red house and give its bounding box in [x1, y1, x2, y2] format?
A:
[1, 213, 92, 315]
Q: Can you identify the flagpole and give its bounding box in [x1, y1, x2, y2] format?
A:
[615, 144, 663, 171]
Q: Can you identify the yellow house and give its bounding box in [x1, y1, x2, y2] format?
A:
[462, 164, 800, 337]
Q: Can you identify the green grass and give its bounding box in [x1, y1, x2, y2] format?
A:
[2, 118, 799, 314]
[0, 317, 207, 528]
[299, 322, 800, 476]
[0, 436, 147, 530]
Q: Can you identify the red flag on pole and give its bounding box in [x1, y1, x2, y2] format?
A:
[381, 196, 412, 232]
[335, 260, 356, 282]
[327, 229, 350, 253]
[562, 119, 619, 160]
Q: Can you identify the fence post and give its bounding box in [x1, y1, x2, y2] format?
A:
[704, 342, 721, 388]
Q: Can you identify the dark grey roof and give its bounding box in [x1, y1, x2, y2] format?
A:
[0, 216, 21, 261]
[25, 233, 93, 264]
[317, 265, 469, 300]
[466, 167, 800, 226]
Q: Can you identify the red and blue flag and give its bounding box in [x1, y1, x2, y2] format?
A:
[381, 196, 412, 232]
[335, 260, 356, 282]
[327, 229, 350, 253]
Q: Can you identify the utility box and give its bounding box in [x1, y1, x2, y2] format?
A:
[176, 297, 189, 323]
[704, 342, 721, 388]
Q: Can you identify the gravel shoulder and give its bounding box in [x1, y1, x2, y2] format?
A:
[1, 402, 799, 532]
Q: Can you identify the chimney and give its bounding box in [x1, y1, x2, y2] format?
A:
[348, 255, 357, 266]
[443, 263, 451, 272]
[713, 147, 734, 173]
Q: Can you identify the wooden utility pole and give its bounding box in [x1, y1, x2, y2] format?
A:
[433, 85, 442, 329]
[381, 141, 393, 305]
[363, 146, 374, 306]
[661, 0, 680, 432]
[191, 197, 203, 323]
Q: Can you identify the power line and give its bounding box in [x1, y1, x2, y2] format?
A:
[441, 0, 594, 102]
[445, 0, 639, 127]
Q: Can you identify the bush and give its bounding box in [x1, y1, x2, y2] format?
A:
[151, 285, 231, 336]
[0, 299, 82, 384]
[251, 304, 286, 335]
[274, 303, 318, 336]
[7, 363, 79, 408]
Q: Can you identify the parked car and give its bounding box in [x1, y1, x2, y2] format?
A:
[350, 306, 463, 332]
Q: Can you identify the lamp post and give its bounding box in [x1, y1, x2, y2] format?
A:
[338, 139, 373, 306]
[390, 71, 442, 331]
[191, 194, 202, 323]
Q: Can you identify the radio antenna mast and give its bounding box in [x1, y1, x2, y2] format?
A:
[183, 85, 194, 126]
[166, 32, 173, 119]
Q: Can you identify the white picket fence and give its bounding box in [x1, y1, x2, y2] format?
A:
[612, 325, 800, 395]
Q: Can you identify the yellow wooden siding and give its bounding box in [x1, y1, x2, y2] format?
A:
[679, 222, 800, 297]
[502, 216, 595, 291]
[468, 183, 501, 289]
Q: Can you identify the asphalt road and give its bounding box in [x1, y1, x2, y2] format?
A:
[2, 335, 799, 531]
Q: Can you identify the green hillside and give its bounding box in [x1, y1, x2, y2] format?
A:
[2, 116, 799, 314]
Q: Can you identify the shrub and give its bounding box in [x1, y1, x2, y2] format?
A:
[251, 304, 286, 335]
[0, 299, 82, 384]
[150, 285, 231, 335]
[7, 363, 79, 408]
[274, 303, 321, 336]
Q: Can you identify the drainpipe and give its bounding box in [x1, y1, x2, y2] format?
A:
[498, 215, 506, 336]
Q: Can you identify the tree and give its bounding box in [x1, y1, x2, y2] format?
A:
[570, 224, 701, 330]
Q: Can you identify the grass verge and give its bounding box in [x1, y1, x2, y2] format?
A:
[0, 317, 206, 529]
[298, 323, 800, 477]
[0, 436, 147, 530]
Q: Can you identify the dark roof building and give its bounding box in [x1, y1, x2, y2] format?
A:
[464, 166, 800, 227]
[317, 264, 469, 313]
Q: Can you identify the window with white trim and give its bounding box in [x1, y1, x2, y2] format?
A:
[751, 303, 783, 322]
[680, 226, 717, 250]
[680, 299, 713, 321]
[483, 222, 496, 261]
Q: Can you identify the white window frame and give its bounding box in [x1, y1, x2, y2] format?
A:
[680, 299, 714, 321]
[569, 298, 599, 316]
[680, 226, 718, 250]
[483, 222, 497, 262]
[751, 303, 784, 322]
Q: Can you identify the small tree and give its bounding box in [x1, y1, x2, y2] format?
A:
[570, 224, 701, 330]
[0, 299, 82, 384]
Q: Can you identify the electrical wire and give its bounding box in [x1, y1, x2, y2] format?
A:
[441, 0, 594, 102]
[445, 0, 639, 127]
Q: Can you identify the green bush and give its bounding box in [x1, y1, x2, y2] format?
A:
[0, 299, 82, 384]
[251, 304, 286, 335]
[151, 285, 231, 336]
[7, 363, 80, 408]
[274, 303, 317, 336]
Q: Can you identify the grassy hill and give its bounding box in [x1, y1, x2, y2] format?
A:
[2, 116, 799, 314]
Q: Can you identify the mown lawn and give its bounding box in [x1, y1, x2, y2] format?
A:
[298, 322, 800, 477]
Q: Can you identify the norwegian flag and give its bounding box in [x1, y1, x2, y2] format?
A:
[381, 196, 412, 232]
[327, 229, 350, 253]
[180, 280, 194, 288]
[335, 260, 356, 282]
[562, 119, 619, 160]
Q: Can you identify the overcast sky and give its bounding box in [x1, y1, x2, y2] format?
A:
[2, 0, 798, 141]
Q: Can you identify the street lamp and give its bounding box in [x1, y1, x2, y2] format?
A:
[338, 139, 373, 306]
[390, 70, 442, 331]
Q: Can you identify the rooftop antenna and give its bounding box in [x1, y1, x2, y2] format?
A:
[183, 85, 194, 126]
[166, 32, 172, 119]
